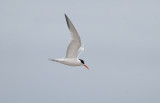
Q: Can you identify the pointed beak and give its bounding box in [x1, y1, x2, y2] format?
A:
[84, 65, 90, 70]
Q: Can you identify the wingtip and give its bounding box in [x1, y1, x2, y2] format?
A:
[64, 14, 70, 29]
[64, 14, 68, 19]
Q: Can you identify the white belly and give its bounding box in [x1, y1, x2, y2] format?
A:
[56, 58, 82, 66]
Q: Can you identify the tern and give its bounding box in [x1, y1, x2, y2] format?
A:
[49, 14, 89, 70]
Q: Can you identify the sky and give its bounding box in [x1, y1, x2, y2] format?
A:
[0, 0, 160, 103]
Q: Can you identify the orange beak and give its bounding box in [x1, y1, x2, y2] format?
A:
[84, 65, 90, 70]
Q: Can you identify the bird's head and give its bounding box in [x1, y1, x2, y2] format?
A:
[79, 59, 89, 70]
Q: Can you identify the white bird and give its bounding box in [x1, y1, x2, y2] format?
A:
[49, 14, 89, 70]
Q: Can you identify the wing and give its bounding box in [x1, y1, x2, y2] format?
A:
[78, 46, 84, 57]
[64, 14, 82, 59]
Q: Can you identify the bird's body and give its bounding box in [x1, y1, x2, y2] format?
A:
[49, 14, 89, 70]
[50, 58, 82, 66]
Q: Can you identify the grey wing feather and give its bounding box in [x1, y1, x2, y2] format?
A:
[64, 14, 82, 59]
[78, 46, 84, 57]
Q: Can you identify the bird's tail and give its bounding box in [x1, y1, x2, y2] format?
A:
[48, 58, 59, 62]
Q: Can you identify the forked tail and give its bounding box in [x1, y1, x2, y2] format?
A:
[48, 58, 59, 62]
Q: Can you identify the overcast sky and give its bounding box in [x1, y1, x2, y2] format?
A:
[0, 0, 160, 103]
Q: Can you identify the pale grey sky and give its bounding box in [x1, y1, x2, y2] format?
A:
[0, 0, 160, 103]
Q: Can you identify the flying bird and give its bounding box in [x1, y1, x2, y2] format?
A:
[49, 14, 89, 70]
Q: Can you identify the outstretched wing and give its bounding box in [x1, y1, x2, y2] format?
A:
[64, 14, 82, 59]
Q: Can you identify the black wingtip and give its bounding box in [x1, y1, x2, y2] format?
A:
[64, 14, 70, 29]
[64, 14, 69, 20]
